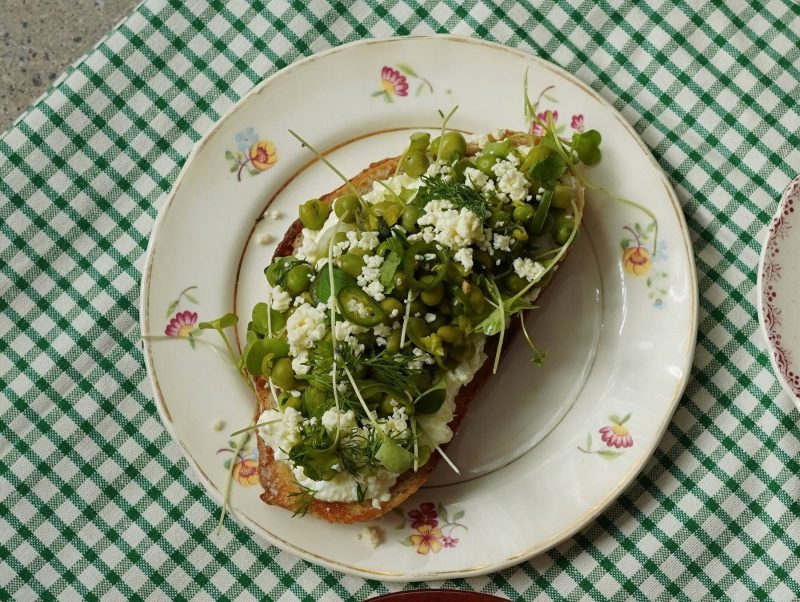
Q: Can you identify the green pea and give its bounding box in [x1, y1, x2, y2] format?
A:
[437, 325, 462, 344]
[408, 132, 431, 152]
[285, 264, 313, 295]
[513, 204, 535, 224]
[406, 317, 430, 345]
[552, 183, 573, 209]
[437, 131, 467, 161]
[333, 231, 348, 244]
[552, 215, 575, 245]
[483, 139, 512, 158]
[271, 357, 296, 390]
[402, 151, 429, 178]
[339, 253, 364, 278]
[468, 288, 486, 313]
[409, 299, 427, 316]
[391, 270, 409, 297]
[334, 193, 361, 224]
[429, 136, 440, 157]
[380, 297, 405, 323]
[437, 299, 452, 316]
[504, 273, 528, 295]
[298, 198, 330, 230]
[401, 205, 420, 233]
[475, 154, 496, 175]
[386, 330, 401, 353]
[420, 282, 445, 306]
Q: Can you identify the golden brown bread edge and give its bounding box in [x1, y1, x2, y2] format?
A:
[256, 134, 585, 523]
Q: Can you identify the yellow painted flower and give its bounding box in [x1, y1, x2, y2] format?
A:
[233, 458, 259, 486]
[410, 524, 443, 555]
[623, 246, 652, 276]
[249, 140, 278, 171]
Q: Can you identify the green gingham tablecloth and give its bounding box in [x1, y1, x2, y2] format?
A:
[2, 1, 799, 599]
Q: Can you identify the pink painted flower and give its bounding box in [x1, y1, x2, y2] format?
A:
[531, 109, 558, 136]
[571, 114, 585, 132]
[380, 66, 409, 97]
[165, 310, 198, 337]
[442, 535, 459, 548]
[408, 502, 438, 529]
[599, 419, 633, 449]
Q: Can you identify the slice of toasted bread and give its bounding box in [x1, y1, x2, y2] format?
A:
[256, 134, 585, 523]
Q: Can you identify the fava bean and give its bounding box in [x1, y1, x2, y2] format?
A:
[285, 264, 313, 295]
[401, 151, 429, 178]
[271, 357, 297, 390]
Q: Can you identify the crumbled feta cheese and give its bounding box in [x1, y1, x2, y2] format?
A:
[321, 408, 357, 432]
[292, 351, 310, 375]
[513, 257, 546, 282]
[424, 160, 452, 179]
[492, 159, 529, 202]
[295, 229, 320, 262]
[376, 336, 388, 346]
[493, 234, 512, 252]
[285, 303, 327, 354]
[373, 323, 392, 338]
[417, 200, 484, 250]
[465, 132, 489, 147]
[453, 247, 473, 272]
[266, 284, 292, 312]
[356, 254, 385, 301]
[381, 405, 410, 436]
[357, 526, 382, 548]
[257, 233, 275, 245]
[258, 407, 303, 461]
[424, 313, 436, 323]
[463, 167, 489, 191]
[389, 308, 400, 318]
[346, 231, 380, 252]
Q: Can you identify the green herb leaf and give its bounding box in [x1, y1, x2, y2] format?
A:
[379, 238, 404, 292]
[312, 268, 356, 304]
[265, 256, 303, 288]
[199, 313, 238, 330]
[528, 149, 566, 184]
[573, 129, 602, 165]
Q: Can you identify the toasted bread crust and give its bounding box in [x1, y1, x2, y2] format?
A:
[257, 134, 584, 522]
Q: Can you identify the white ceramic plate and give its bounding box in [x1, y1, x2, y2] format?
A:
[758, 174, 800, 408]
[141, 36, 697, 581]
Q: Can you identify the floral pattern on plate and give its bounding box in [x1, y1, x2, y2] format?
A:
[373, 64, 433, 102]
[164, 286, 201, 347]
[226, 128, 278, 181]
[394, 502, 467, 554]
[760, 176, 800, 398]
[621, 222, 669, 306]
[578, 414, 634, 459]
[218, 432, 260, 487]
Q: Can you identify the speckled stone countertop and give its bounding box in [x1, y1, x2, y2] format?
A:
[0, 0, 138, 132]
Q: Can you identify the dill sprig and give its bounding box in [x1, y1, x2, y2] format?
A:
[336, 345, 425, 397]
[414, 174, 490, 223]
[288, 483, 317, 517]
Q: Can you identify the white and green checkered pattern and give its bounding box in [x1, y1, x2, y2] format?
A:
[2, 1, 799, 599]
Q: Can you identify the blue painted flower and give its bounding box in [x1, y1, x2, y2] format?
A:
[235, 127, 259, 152]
